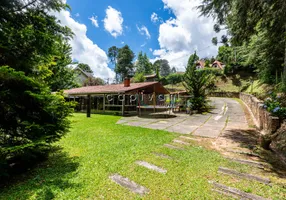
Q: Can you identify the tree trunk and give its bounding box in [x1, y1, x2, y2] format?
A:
[284, 31, 286, 75]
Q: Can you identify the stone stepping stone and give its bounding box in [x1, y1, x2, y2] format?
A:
[152, 152, 173, 160]
[136, 161, 167, 174]
[109, 174, 149, 196]
[218, 167, 271, 184]
[226, 149, 260, 157]
[209, 181, 270, 200]
[226, 157, 265, 169]
[211, 189, 239, 199]
[179, 136, 198, 141]
[173, 139, 190, 145]
[164, 144, 184, 150]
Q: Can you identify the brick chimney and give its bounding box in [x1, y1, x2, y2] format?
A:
[124, 77, 130, 87]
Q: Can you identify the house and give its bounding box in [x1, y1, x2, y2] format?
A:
[195, 60, 225, 70]
[74, 67, 94, 86]
[196, 60, 205, 69]
[212, 61, 225, 70]
[65, 78, 169, 117]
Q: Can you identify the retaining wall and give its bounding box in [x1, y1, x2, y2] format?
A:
[208, 92, 240, 98]
[239, 93, 280, 134]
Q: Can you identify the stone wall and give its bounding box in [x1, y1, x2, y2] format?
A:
[208, 92, 240, 98]
[271, 120, 286, 157]
[239, 93, 281, 134]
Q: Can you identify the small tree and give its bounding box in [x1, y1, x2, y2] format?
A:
[0, 67, 75, 178]
[183, 62, 215, 111]
[132, 72, 146, 83]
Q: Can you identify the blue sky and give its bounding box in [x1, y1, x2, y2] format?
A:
[55, 0, 222, 79]
[67, 0, 173, 58]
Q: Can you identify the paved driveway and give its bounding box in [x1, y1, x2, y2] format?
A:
[116, 97, 249, 138]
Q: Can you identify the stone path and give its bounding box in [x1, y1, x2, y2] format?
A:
[163, 143, 184, 150]
[110, 97, 275, 199]
[136, 161, 167, 174]
[117, 97, 248, 138]
[218, 167, 271, 184]
[152, 152, 173, 160]
[109, 174, 149, 195]
[209, 181, 270, 200]
[226, 157, 266, 169]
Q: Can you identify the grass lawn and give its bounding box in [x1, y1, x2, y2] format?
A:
[0, 113, 284, 199]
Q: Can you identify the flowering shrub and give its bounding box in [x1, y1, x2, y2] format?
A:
[263, 92, 286, 119]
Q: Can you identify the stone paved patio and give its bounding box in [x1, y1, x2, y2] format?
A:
[116, 97, 248, 138]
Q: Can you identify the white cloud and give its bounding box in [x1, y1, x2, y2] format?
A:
[149, 48, 153, 52]
[153, 49, 166, 56]
[103, 6, 123, 38]
[137, 25, 151, 39]
[75, 13, 80, 17]
[121, 41, 125, 44]
[52, 10, 115, 79]
[151, 12, 159, 23]
[89, 16, 99, 27]
[153, 0, 224, 71]
[140, 43, 146, 47]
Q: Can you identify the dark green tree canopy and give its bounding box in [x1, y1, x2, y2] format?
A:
[0, 0, 76, 178]
[115, 45, 135, 81]
[153, 59, 171, 77]
[108, 46, 119, 82]
[77, 63, 93, 74]
[135, 51, 152, 75]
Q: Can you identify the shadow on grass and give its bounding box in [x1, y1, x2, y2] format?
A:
[0, 147, 80, 199]
[222, 128, 286, 178]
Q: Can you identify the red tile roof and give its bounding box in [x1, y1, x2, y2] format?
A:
[65, 81, 169, 95]
[196, 60, 205, 68]
[212, 60, 224, 70]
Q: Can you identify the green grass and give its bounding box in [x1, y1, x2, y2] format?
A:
[0, 113, 285, 199]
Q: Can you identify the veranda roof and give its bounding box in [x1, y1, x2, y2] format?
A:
[65, 81, 169, 95]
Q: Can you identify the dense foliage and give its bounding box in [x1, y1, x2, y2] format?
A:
[0, 0, 76, 179]
[135, 51, 153, 75]
[132, 72, 146, 83]
[263, 92, 286, 119]
[107, 46, 119, 82]
[199, 0, 286, 90]
[166, 73, 184, 85]
[115, 45, 135, 81]
[158, 59, 171, 77]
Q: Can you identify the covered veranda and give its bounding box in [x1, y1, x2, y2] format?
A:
[64, 81, 170, 117]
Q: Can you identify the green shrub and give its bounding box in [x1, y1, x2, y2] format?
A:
[166, 73, 184, 85]
[263, 92, 286, 119]
[201, 68, 223, 76]
[0, 66, 75, 179]
[132, 72, 146, 83]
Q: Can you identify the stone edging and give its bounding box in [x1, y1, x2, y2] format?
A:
[239, 93, 280, 134]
